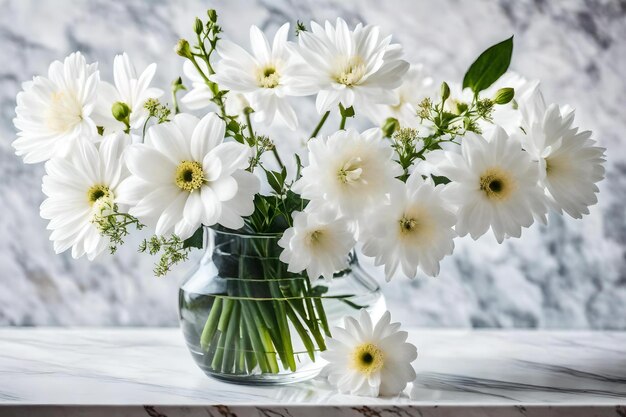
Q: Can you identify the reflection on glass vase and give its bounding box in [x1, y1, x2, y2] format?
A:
[178, 227, 386, 385]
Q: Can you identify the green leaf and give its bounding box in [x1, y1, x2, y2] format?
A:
[431, 175, 451, 186]
[266, 170, 284, 194]
[339, 104, 355, 118]
[462, 36, 513, 93]
[183, 227, 204, 249]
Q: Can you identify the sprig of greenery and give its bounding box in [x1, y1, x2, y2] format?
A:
[92, 201, 145, 254]
[138, 234, 192, 277]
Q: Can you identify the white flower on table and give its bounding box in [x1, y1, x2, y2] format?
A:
[13, 52, 100, 163]
[116, 113, 259, 239]
[293, 128, 402, 217]
[429, 126, 548, 243]
[322, 309, 417, 397]
[360, 174, 456, 279]
[210, 23, 299, 129]
[40, 132, 130, 260]
[278, 209, 355, 281]
[514, 86, 606, 219]
[290, 18, 409, 114]
[93, 53, 163, 134]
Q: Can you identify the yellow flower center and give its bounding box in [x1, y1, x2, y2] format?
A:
[87, 184, 112, 206]
[175, 161, 206, 192]
[306, 229, 325, 247]
[257, 66, 280, 88]
[337, 157, 364, 185]
[351, 343, 384, 375]
[335, 56, 366, 86]
[398, 207, 435, 244]
[45, 91, 84, 134]
[479, 167, 516, 202]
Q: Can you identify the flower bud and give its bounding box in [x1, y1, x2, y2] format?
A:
[194, 18, 203, 35]
[382, 117, 400, 138]
[175, 39, 192, 59]
[207, 9, 217, 23]
[111, 101, 131, 122]
[440, 82, 450, 101]
[493, 87, 515, 105]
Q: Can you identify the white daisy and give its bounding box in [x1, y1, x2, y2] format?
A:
[290, 18, 409, 114]
[293, 128, 402, 217]
[13, 52, 99, 163]
[515, 86, 606, 219]
[93, 53, 163, 133]
[322, 309, 417, 397]
[430, 126, 547, 243]
[210, 23, 299, 129]
[361, 64, 434, 128]
[40, 132, 130, 260]
[180, 59, 213, 111]
[278, 209, 355, 281]
[116, 113, 259, 239]
[360, 174, 456, 280]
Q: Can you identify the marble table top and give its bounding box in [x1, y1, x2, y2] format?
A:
[0, 328, 624, 416]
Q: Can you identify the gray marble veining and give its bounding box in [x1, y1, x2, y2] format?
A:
[0, 0, 625, 328]
[0, 328, 625, 416]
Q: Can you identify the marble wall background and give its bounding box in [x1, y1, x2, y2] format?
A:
[0, 0, 624, 328]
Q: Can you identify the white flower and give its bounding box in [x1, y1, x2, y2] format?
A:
[361, 174, 456, 279]
[294, 128, 402, 217]
[210, 23, 298, 129]
[180, 59, 213, 111]
[93, 53, 163, 133]
[40, 132, 130, 260]
[430, 126, 547, 243]
[116, 113, 259, 239]
[291, 18, 409, 114]
[322, 310, 417, 397]
[515, 86, 606, 219]
[362, 64, 434, 128]
[278, 210, 355, 281]
[13, 52, 99, 163]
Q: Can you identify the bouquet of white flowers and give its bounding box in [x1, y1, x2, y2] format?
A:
[12, 9, 605, 388]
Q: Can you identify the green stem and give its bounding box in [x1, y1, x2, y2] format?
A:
[310, 110, 330, 138]
[339, 114, 347, 130]
[221, 301, 241, 373]
[200, 297, 223, 350]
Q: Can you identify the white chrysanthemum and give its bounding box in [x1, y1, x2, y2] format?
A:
[210, 23, 299, 129]
[322, 310, 417, 397]
[362, 64, 434, 128]
[40, 132, 130, 260]
[291, 18, 409, 113]
[13, 52, 99, 163]
[361, 175, 456, 279]
[278, 210, 355, 281]
[116, 113, 259, 239]
[430, 127, 547, 243]
[515, 86, 606, 219]
[293, 128, 402, 216]
[93, 53, 163, 133]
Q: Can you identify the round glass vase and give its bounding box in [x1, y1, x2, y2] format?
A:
[178, 227, 386, 385]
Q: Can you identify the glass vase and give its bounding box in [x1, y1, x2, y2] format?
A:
[178, 227, 386, 385]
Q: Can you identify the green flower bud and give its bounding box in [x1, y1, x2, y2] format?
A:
[493, 87, 515, 105]
[194, 18, 203, 35]
[207, 9, 217, 23]
[111, 101, 131, 122]
[382, 117, 400, 138]
[440, 82, 450, 101]
[175, 39, 192, 59]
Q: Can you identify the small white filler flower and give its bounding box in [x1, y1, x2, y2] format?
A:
[291, 18, 409, 114]
[322, 309, 417, 397]
[93, 53, 163, 133]
[430, 126, 547, 243]
[40, 132, 130, 260]
[515, 86, 606, 219]
[294, 128, 402, 217]
[210, 23, 299, 129]
[278, 209, 355, 281]
[13, 52, 100, 163]
[361, 174, 456, 279]
[116, 113, 259, 239]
